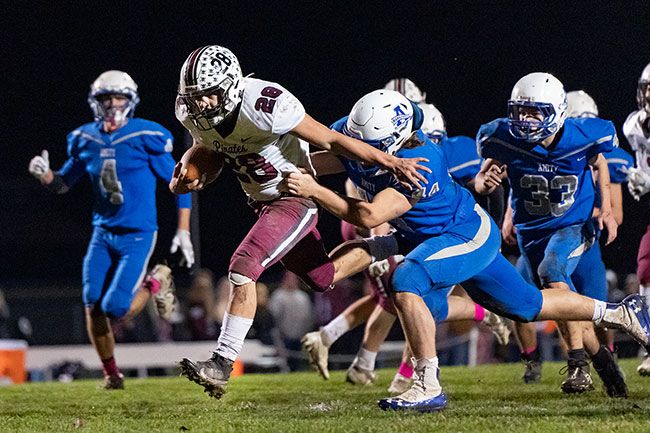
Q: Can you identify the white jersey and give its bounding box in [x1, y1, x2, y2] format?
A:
[176, 77, 313, 201]
[623, 110, 650, 174]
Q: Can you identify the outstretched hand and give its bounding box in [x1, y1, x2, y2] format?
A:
[387, 156, 431, 190]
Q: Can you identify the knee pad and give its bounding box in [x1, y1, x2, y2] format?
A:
[228, 272, 253, 286]
[363, 234, 399, 263]
[391, 260, 430, 297]
[537, 253, 570, 287]
[101, 300, 129, 319]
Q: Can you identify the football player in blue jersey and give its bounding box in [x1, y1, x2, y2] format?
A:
[500, 89, 633, 397]
[28, 71, 194, 389]
[475, 73, 621, 395]
[283, 89, 650, 412]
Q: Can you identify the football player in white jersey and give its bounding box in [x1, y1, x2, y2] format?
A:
[623, 62, 650, 375]
[170, 45, 429, 399]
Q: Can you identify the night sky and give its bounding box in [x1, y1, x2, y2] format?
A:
[3, 2, 650, 285]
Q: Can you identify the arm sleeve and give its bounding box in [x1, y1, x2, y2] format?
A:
[145, 127, 192, 209]
[57, 130, 87, 187]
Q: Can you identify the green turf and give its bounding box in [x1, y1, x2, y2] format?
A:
[2, 359, 650, 433]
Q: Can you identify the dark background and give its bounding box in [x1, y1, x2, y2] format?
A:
[2, 2, 650, 329]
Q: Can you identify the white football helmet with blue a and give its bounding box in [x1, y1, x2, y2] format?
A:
[344, 89, 414, 155]
[178, 45, 244, 130]
[566, 90, 599, 118]
[508, 72, 568, 142]
[87, 70, 140, 124]
[384, 78, 426, 104]
[419, 103, 446, 140]
[637, 63, 650, 113]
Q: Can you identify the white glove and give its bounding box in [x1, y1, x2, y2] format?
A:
[368, 258, 390, 278]
[29, 150, 50, 180]
[170, 229, 194, 268]
[626, 167, 650, 201]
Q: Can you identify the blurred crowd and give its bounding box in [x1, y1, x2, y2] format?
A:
[2, 264, 629, 372]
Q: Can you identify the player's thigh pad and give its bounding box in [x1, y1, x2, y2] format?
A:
[390, 260, 449, 321]
[82, 227, 114, 306]
[100, 231, 157, 318]
[281, 226, 335, 292]
[462, 253, 543, 322]
[395, 205, 501, 292]
[571, 241, 607, 301]
[230, 197, 319, 282]
[637, 224, 650, 285]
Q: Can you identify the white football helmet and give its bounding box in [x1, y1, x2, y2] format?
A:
[344, 89, 414, 155]
[178, 45, 243, 130]
[566, 90, 599, 118]
[384, 78, 426, 104]
[637, 63, 650, 113]
[507, 72, 568, 142]
[87, 70, 139, 124]
[419, 103, 446, 140]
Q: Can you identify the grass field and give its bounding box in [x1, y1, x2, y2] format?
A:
[2, 359, 650, 433]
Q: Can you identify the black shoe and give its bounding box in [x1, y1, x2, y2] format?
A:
[592, 346, 628, 398]
[522, 349, 542, 384]
[560, 359, 594, 394]
[179, 354, 234, 399]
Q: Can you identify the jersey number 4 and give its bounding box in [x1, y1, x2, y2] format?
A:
[520, 174, 578, 217]
[100, 159, 124, 205]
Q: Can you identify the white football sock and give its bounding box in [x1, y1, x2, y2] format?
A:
[355, 347, 377, 371]
[320, 314, 351, 347]
[215, 312, 253, 362]
[592, 300, 607, 322]
[640, 285, 650, 314]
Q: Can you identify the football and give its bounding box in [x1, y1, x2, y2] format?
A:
[179, 145, 225, 186]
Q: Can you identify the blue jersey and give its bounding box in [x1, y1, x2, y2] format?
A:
[478, 117, 616, 236]
[332, 117, 477, 247]
[58, 118, 191, 232]
[440, 135, 482, 186]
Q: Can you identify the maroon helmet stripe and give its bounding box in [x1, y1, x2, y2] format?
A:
[184, 46, 209, 87]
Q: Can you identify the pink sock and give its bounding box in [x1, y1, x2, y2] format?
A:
[523, 346, 537, 356]
[473, 304, 486, 322]
[398, 362, 414, 379]
[142, 274, 161, 295]
[101, 356, 120, 377]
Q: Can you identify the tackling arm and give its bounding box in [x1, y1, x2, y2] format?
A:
[291, 114, 430, 188]
[283, 171, 412, 230]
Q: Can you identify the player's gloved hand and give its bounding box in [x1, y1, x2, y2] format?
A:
[368, 258, 390, 278]
[29, 150, 51, 180]
[170, 229, 194, 268]
[626, 167, 650, 201]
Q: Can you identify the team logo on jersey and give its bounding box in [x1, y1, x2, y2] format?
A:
[100, 148, 116, 158]
[213, 139, 248, 154]
[392, 106, 412, 130]
[537, 163, 558, 173]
